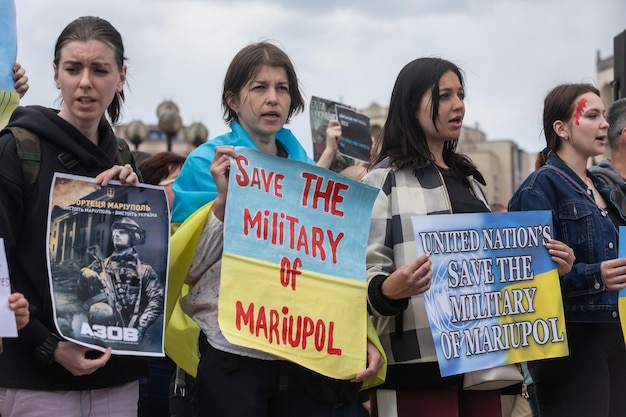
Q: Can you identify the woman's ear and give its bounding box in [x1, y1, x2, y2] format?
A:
[552, 120, 569, 140]
[225, 92, 239, 114]
[117, 65, 127, 92]
[53, 63, 60, 89]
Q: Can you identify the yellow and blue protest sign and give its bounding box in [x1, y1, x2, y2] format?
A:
[0, 0, 19, 129]
[412, 210, 569, 377]
[618, 226, 626, 341]
[218, 147, 378, 379]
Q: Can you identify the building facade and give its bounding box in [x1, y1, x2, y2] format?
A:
[595, 50, 615, 163]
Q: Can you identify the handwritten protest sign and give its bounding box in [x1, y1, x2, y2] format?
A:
[219, 147, 378, 379]
[47, 173, 169, 356]
[0, 239, 17, 338]
[0, 0, 19, 128]
[412, 210, 569, 377]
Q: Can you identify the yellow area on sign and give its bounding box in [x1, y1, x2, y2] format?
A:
[498, 269, 569, 363]
[220, 252, 367, 380]
[0, 90, 18, 129]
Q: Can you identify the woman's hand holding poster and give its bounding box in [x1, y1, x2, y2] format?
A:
[412, 210, 569, 377]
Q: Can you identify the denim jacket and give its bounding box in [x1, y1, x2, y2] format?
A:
[509, 155, 626, 323]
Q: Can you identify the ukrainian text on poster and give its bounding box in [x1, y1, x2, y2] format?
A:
[335, 105, 372, 163]
[47, 173, 169, 356]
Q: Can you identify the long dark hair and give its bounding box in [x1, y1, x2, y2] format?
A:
[54, 16, 127, 124]
[371, 57, 477, 175]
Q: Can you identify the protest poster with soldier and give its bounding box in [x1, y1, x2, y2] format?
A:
[47, 173, 169, 356]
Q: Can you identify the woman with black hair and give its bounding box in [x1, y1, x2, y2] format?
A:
[363, 57, 573, 417]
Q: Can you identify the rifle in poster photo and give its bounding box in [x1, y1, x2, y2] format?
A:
[46, 173, 169, 357]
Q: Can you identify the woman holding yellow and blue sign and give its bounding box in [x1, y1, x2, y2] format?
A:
[169, 41, 384, 417]
[362, 57, 575, 417]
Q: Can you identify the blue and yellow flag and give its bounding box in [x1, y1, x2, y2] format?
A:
[163, 202, 212, 377]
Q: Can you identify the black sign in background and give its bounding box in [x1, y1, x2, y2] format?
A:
[309, 96, 355, 173]
[335, 105, 372, 163]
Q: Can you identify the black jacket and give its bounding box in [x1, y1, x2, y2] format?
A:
[0, 105, 148, 390]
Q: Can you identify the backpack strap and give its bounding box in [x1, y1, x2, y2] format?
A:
[4, 126, 41, 198]
[117, 138, 143, 182]
[4, 127, 136, 200]
[117, 138, 133, 165]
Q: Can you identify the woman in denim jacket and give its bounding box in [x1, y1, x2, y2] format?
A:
[509, 83, 626, 417]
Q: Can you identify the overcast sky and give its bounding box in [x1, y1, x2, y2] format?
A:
[13, 0, 626, 155]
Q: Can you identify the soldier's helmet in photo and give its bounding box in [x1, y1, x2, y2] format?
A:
[111, 217, 146, 246]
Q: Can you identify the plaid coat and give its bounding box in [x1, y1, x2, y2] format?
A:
[362, 159, 489, 367]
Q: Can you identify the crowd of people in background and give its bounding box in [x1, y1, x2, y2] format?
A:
[1, 13, 626, 417]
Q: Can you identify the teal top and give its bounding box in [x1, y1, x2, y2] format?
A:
[172, 121, 313, 223]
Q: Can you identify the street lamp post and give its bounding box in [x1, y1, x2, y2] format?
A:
[157, 101, 182, 152]
[185, 122, 209, 148]
[125, 120, 148, 150]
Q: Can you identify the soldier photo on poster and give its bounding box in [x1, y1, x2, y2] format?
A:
[46, 173, 169, 356]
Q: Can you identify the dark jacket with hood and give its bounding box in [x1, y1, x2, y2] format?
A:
[0, 105, 148, 390]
